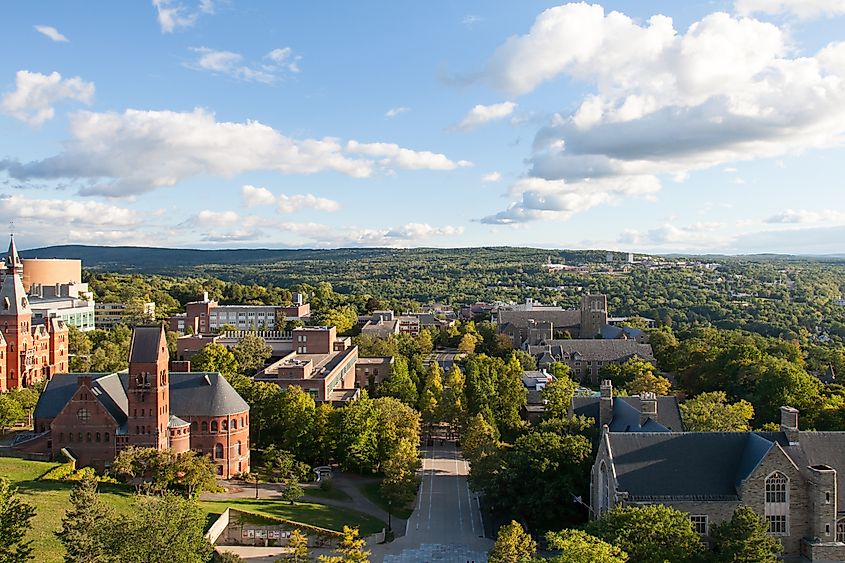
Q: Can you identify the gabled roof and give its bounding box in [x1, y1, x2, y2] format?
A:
[607, 432, 788, 500]
[129, 326, 165, 363]
[529, 339, 655, 362]
[572, 395, 684, 432]
[35, 372, 128, 426]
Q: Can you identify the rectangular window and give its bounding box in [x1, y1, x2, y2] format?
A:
[766, 515, 788, 536]
[690, 515, 708, 536]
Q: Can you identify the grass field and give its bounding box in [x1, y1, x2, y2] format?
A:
[1, 457, 385, 563]
[361, 481, 415, 519]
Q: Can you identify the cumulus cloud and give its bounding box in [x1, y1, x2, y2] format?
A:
[0, 108, 469, 197]
[480, 175, 660, 224]
[455, 101, 516, 130]
[346, 140, 473, 170]
[1, 70, 94, 126]
[186, 210, 461, 247]
[621, 222, 728, 248]
[735, 0, 845, 20]
[241, 185, 276, 208]
[153, 0, 215, 33]
[34, 25, 69, 42]
[477, 3, 845, 220]
[188, 47, 301, 83]
[240, 185, 341, 213]
[481, 172, 502, 183]
[385, 107, 410, 119]
[764, 209, 845, 224]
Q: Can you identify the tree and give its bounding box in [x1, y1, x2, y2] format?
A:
[600, 358, 657, 389]
[274, 386, 317, 458]
[281, 479, 304, 504]
[287, 529, 309, 563]
[379, 356, 418, 407]
[0, 395, 24, 434]
[586, 504, 704, 563]
[419, 362, 444, 426]
[494, 355, 528, 435]
[441, 365, 468, 432]
[544, 529, 628, 563]
[488, 520, 536, 563]
[710, 505, 783, 562]
[191, 343, 239, 376]
[625, 372, 672, 396]
[0, 478, 36, 563]
[111, 494, 213, 563]
[380, 437, 421, 507]
[314, 305, 359, 335]
[318, 526, 370, 563]
[458, 333, 478, 355]
[541, 377, 578, 420]
[168, 450, 219, 497]
[232, 333, 272, 374]
[68, 325, 93, 372]
[57, 476, 113, 563]
[680, 391, 755, 431]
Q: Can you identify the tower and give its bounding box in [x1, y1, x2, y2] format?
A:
[126, 326, 170, 450]
[0, 235, 34, 389]
[580, 293, 608, 339]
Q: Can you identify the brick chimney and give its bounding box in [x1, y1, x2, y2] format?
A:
[781, 406, 799, 444]
[600, 380, 613, 427]
[639, 392, 658, 426]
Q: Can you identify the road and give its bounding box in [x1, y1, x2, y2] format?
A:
[373, 442, 491, 562]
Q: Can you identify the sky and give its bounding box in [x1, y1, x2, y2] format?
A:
[2, 1, 845, 254]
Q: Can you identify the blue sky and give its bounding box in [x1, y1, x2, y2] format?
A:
[2, 0, 845, 254]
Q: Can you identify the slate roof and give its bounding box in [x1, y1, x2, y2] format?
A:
[787, 432, 845, 504]
[497, 308, 581, 328]
[129, 326, 164, 363]
[572, 395, 684, 432]
[529, 339, 655, 362]
[601, 325, 644, 340]
[34, 373, 127, 424]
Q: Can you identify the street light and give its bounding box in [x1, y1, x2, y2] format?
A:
[387, 500, 392, 532]
[254, 474, 260, 499]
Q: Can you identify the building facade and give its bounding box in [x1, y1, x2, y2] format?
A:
[528, 340, 656, 383]
[29, 282, 96, 332]
[95, 301, 156, 330]
[0, 236, 69, 392]
[24, 325, 250, 478]
[180, 293, 311, 335]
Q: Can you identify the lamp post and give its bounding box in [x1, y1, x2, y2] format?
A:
[254, 473, 260, 499]
[387, 500, 392, 532]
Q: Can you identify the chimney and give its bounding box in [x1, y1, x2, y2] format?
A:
[640, 392, 658, 426]
[600, 380, 613, 427]
[781, 406, 800, 444]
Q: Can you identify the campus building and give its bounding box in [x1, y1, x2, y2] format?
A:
[28, 282, 96, 332]
[591, 407, 845, 560]
[21, 325, 250, 478]
[0, 236, 69, 392]
[496, 294, 609, 345]
[174, 292, 310, 335]
[95, 301, 156, 329]
[528, 339, 656, 384]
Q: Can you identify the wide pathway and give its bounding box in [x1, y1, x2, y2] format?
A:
[372, 442, 491, 563]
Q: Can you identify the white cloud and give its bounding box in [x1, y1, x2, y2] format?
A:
[0, 108, 470, 197]
[34, 25, 68, 42]
[1, 70, 94, 126]
[455, 101, 516, 130]
[0, 194, 138, 227]
[764, 209, 845, 224]
[618, 222, 729, 249]
[346, 140, 473, 170]
[735, 0, 845, 20]
[277, 194, 340, 214]
[385, 107, 410, 119]
[188, 47, 301, 83]
[240, 185, 276, 208]
[480, 175, 660, 224]
[481, 172, 502, 183]
[153, 0, 215, 33]
[463, 15, 482, 26]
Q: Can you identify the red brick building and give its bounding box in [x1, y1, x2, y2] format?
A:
[24, 326, 250, 478]
[0, 235, 68, 392]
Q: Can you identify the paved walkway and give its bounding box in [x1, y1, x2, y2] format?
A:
[372, 442, 491, 563]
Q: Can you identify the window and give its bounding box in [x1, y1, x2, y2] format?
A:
[690, 515, 709, 536]
[215, 443, 224, 458]
[236, 441, 242, 455]
[222, 420, 228, 431]
[598, 462, 610, 515]
[217, 465, 223, 475]
[96, 432, 101, 442]
[211, 421, 218, 432]
[765, 471, 789, 536]
[105, 433, 110, 442]
[77, 408, 90, 422]
[232, 419, 237, 430]
[201, 421, 208, 432]
[837, 518, 845, 542]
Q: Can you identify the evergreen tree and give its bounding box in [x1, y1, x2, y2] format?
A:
[710, 505, 783, 562]
[0, 478, 36, 563]
[287, 529, 309, 563]
[57, 476, 114, 563]
[488, 520, 536, 563]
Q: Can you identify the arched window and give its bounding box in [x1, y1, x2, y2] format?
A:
[236, 441, 242, 456]
[105, 432, 110, 442]
[765, 471, 789, 536]
[215, 443, 224, 458]
[598, 461, 610, 515]
[96, 432, 101, 442]
[232, 419, 237, 430]
[192, 421, 198, 432]
[211, 421, 218, 432]
[837, 518, 845, 542]
[201, 421, 208, 432]
[240, 417, 244, 427]
[222, 419, 228, 431]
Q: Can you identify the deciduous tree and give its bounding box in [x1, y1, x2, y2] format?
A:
[488, 520, 536, 563]
[710, 505, 783, 562]
[680, 391, 755, 431]
[232, 333, 272, 374]
[544, 529, 628, 563]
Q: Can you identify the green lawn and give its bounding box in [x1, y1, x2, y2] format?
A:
[303, 484, 353, 502]
[0, 457, 386, 563]
[361, 481, 415, 520]
[200, 498, 385, 535]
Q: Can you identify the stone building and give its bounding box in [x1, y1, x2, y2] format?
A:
[570, 379, 683, 433]
[496, 293, 610, 346]
[21, 325, 250, 478]
[590, 406, 845, 561]
[528, 339, 655, 384]
[0, 236, 69, 392]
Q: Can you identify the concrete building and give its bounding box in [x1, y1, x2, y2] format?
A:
[591, 406, 845, 561]
[359, 310, 421, 338]
[20, 258, 81, 292]
[0, 236, 69, 392]
[179, 293, 310, 335]
[254, 326, 359, 403]
[95, 302, 156, 330]
[528, 339, 655, 384]
[19, 326, 250, 478]
[29, 282, 96, 332]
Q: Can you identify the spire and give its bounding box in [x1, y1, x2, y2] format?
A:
[5, 234, 21, 273]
